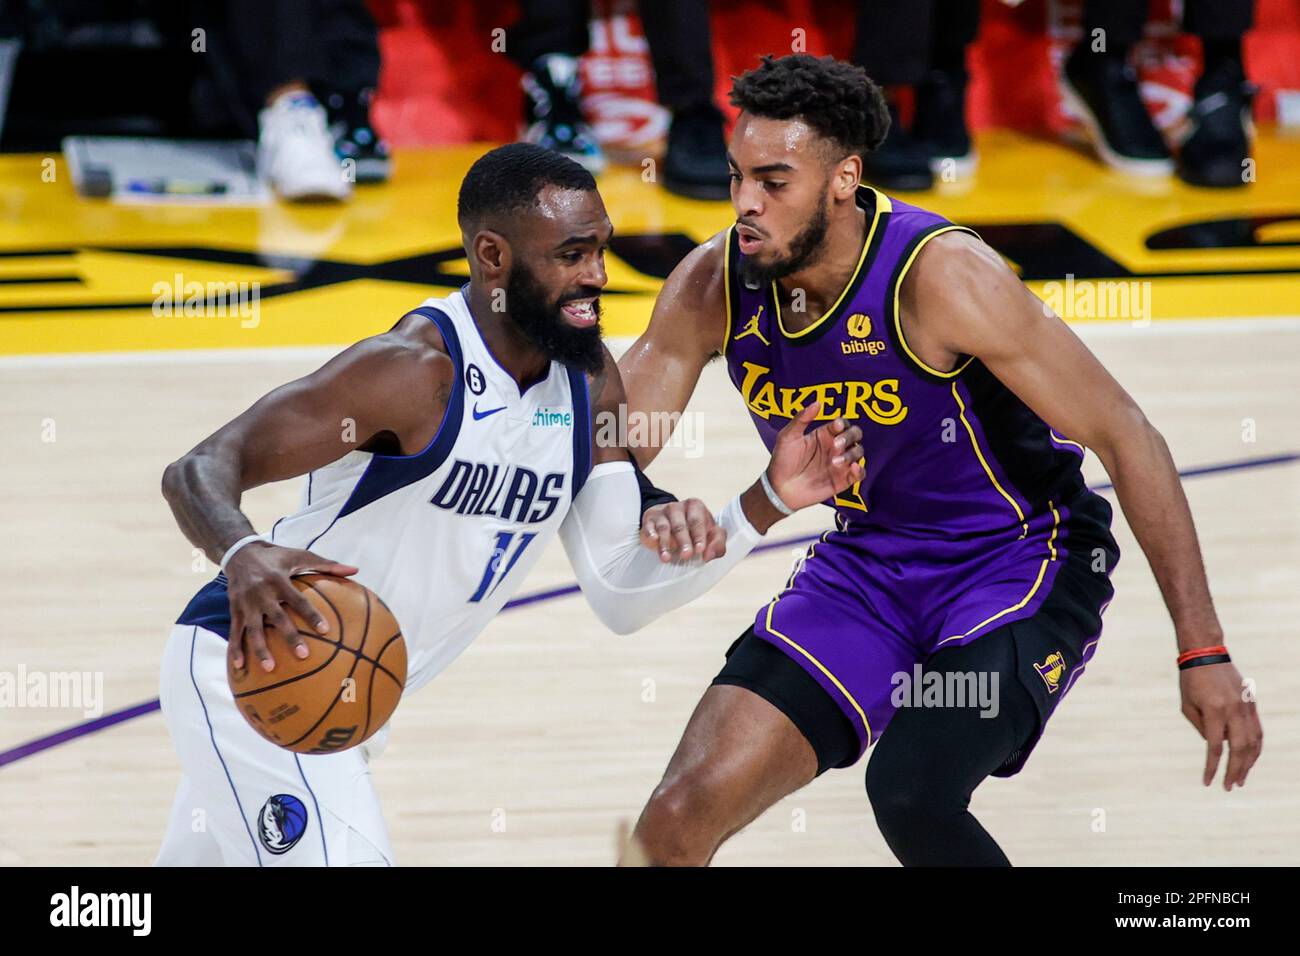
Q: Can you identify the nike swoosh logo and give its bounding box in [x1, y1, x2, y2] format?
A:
[472, 403, 507, 420]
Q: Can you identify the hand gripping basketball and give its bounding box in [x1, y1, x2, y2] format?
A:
[223, 541, 359, 673]
[226, 572, 408, 755]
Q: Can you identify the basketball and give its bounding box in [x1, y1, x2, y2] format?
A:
[226, 574, 407, 755]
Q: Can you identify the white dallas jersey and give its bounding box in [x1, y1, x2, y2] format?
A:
[178, 288, 593, 692]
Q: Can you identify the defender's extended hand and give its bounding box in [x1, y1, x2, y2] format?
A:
[1179, 659, 1262, 790]
[640, 499, 728, 564]
[767, 402, 865, 511]
[225, 543, 359, 673]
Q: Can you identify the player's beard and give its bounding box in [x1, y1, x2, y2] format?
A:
[505, 261, 605, 375]
[739, 196, 830, 288]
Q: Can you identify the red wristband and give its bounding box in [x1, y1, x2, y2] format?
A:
[1177, 645, 1229, 666]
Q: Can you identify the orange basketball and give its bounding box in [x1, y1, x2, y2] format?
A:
[227, 574, 407, 755]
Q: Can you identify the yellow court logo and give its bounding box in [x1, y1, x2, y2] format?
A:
[846, 313, 872, 338]
[1033, 650, 1068, 694]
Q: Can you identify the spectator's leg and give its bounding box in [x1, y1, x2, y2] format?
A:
[505, 0, 591, 70]
[1080, 0, 1148, 54]
[317, 0, 390, 184]
[913, 0, 980, 178]
[318, 0, 380, 95]
[853, 0, 934, 87]
[224, 0, 323, 111]
[1060, 0, 1172, 175]
[639, 0, 714, 114]
[853, 0, 937, 191]
[507, 0, 604, 174]
[640, 1, 729, 200]
[222, 0, 351, 201]
[1177, 0, 1256, 187]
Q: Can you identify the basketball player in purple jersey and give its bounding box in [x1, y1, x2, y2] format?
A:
[617, 55, 1262, 865]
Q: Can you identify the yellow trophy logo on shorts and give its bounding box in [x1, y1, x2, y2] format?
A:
[1033, 650, 1068, 693]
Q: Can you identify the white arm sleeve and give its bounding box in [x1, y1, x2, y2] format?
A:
[559, 460, 764, 635]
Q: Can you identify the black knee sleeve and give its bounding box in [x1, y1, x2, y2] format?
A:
[863, 629, 1041, 865]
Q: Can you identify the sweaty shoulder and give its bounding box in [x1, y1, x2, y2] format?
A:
[900, 230, 1024, 367]
[388, 309, 454, 374]
[908, 230, 1014, 304]
[342, 311, 457, 455]
[653, 228, 729, 358]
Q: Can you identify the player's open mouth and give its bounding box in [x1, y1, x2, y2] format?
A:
[560, 297, 599, 328]
[736, 225, 765, 253]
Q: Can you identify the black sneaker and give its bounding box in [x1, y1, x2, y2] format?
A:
[521, 54, 605, 175]
[914, 68, 976, 180]
[324, 87, 392, 184]
[1177, 64, 1255, 188]
[862, 102, 933, 192]
[1061, 45, 1172, 175]
[662, 103, 730, 201]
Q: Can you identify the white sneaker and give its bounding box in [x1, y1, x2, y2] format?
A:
[258, 92, 353, 202]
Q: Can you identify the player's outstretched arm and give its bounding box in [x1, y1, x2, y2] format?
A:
[616, 230, 729, 469]
[161, 315, 454, 671]
[561, 348, 864, 635]
[908, 231, 1263, 791]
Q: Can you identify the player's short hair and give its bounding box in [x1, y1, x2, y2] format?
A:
[457, 142, 597, 233]
[729, 54, 889, 161]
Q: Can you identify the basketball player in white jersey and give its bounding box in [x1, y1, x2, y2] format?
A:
[155, 143, 867, 866]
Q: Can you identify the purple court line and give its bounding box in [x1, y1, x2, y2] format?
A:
[498, 530, 820, 609]
[0, 699, 162, 768]
[2, 449, 1296, 770]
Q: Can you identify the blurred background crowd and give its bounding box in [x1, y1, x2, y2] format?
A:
[0, 0, 1293, 202]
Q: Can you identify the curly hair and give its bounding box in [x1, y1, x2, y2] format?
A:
[729, 54, 889, 159]
[458, 142, 596, 232]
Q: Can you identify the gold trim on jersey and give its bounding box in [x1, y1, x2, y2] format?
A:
[934, 501, 1061, 648]
[891, 224, 981, 378]
[772, 186, 892, 341]
[759, 606, 873, 749]
[1050, 429, 1086, 454]
[1047, 499, 1060, 560]
[833, 469, 869, 513]
[951, 380, 1029, 538]
[784, 530, 831, 589]
[763, 531, 873, 743]
[763, 605, 874, 745]
[722, 225, 735, 357]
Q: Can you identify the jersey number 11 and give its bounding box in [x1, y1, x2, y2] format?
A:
[469, 531, 538, 603]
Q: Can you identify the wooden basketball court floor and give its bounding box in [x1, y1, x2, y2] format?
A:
[2, 131, 1298, 866]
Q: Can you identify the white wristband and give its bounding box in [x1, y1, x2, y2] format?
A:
[759, 469, 795, 517]
[219, 533, 267, 572]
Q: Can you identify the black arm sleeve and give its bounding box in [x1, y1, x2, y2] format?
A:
[632, 457, 678, 516]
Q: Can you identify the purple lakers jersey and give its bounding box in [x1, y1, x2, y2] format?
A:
[723, 186, 1089, 540]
